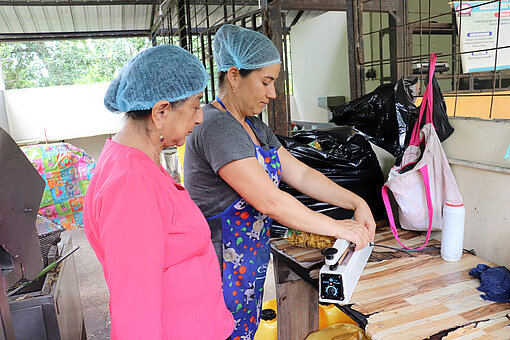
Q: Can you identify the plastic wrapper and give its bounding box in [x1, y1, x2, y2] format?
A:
[331, 75, 454, 161]
[284, 229, 335, 250]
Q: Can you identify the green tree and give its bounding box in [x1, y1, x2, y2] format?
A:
[0, 42, 46, 89]
[0, 37, 151, 90]
[77, 38, 151, 84]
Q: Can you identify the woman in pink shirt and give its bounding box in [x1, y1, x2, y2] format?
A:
[83, 45, 234, 339]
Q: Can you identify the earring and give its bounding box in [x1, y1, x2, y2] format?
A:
[160, 135, 164, 142]
[233, 87, 236, 93]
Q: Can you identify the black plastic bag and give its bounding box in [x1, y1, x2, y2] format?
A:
[424, 75, 454, 143]
[398, 75, 455, 145]
[331, 75, 454, 160]
[395, 77, 420, 149]
[331, 83, 401, 156]
[274, 130, 386, 233]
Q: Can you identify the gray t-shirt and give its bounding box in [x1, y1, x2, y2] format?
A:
[184, 103, 282, 218]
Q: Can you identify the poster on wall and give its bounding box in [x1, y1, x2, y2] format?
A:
[453, 1, 510, 73]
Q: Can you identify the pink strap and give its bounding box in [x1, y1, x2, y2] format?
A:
[409, 53, 437, 146]
[426, 53, 436, 124]
[381, 165, 434, 250]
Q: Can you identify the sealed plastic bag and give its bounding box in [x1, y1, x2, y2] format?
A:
[284, 229, 335, 249]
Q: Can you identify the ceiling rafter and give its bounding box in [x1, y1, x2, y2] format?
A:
[0, 29, 150, 42]
[0, 1, 154, 6]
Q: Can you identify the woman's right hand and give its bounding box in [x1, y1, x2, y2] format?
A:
[333, 219, 372, 251]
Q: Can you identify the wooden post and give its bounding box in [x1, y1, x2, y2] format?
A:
[389, 0, 409, 82]
[274, 256, 319, 340]
[263, 3, 290, 137]
[346, 0, 365, 100]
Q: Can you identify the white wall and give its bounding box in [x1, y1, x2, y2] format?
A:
[5, 82, 123, 143]
[0, 63, 8, 133]
[0, 91, 8, 134]
[289, 11, 350, 122]
[442, 118, 510, 267]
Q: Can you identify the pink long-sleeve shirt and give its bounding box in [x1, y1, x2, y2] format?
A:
[83, 139, 234, 339]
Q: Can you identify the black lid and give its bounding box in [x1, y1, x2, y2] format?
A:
[260, 308, 277, 321]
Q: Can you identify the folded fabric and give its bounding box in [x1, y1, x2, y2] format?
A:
[469, 264, 510, 303]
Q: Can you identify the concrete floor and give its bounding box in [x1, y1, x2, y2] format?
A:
[66, 228, 276, 339]
[66, 229, 111, 339]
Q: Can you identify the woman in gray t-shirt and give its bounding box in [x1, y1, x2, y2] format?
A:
[184, 24, 375, 340]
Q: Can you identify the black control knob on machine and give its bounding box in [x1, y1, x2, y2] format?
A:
[326, 285, 338, 297]
[321, 247, 338, 261]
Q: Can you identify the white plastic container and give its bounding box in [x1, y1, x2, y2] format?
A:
[441, 201, 465, 261]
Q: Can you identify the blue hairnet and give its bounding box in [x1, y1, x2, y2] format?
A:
[104, 44, 209, 113]
[213, 24, 281, 72]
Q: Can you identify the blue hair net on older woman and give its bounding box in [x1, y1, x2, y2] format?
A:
[213, 24, 281, 72]
[104, 44, 209, 113]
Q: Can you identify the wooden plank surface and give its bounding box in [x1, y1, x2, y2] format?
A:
[349, 228, 510, 339]
[270, 238, 324, 268]
[271, 225, 510, 338]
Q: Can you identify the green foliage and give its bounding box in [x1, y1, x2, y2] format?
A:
[0, 37, 152, 90]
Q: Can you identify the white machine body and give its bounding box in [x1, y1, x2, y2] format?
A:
[319, 239, 373, 305]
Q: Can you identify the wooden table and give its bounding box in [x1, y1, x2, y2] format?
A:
[271, 226, 510, 339]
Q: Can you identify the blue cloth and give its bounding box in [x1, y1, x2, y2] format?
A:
[469, 264, 510, 303]
[213, 24, 281, 72]
[104, 44, 209, 113]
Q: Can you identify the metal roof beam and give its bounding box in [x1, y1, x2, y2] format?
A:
[0, 29, 151, 42]
[277, 0, 395, 12]
[187, 0, 257, 4]
[0, 1, 154, 6]
[0, 0, 257, 5]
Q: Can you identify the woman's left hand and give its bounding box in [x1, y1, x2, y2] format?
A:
[353, 200, 376, 240]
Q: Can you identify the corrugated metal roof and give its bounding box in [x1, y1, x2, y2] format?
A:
[0, 0, 324, 42]
[0, 1, 155, 41]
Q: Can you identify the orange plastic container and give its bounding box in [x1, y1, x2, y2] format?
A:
[254, 299, 357, 338]
[262, 299, 277, 312]
[253, 308, 277, 340]
[306, 323, 369, 340]
[319, 303, 357, 330]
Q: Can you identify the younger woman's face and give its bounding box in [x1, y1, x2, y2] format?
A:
[235, 64, 280, 116]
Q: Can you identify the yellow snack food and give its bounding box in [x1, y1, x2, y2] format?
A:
[285, 229, 335, 249]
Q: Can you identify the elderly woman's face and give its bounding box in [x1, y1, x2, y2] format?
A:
[236, 64, 280, 115]
[163, 93, 204, 147]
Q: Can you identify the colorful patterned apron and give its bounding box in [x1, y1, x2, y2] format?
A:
[207, 98, 282, 340]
